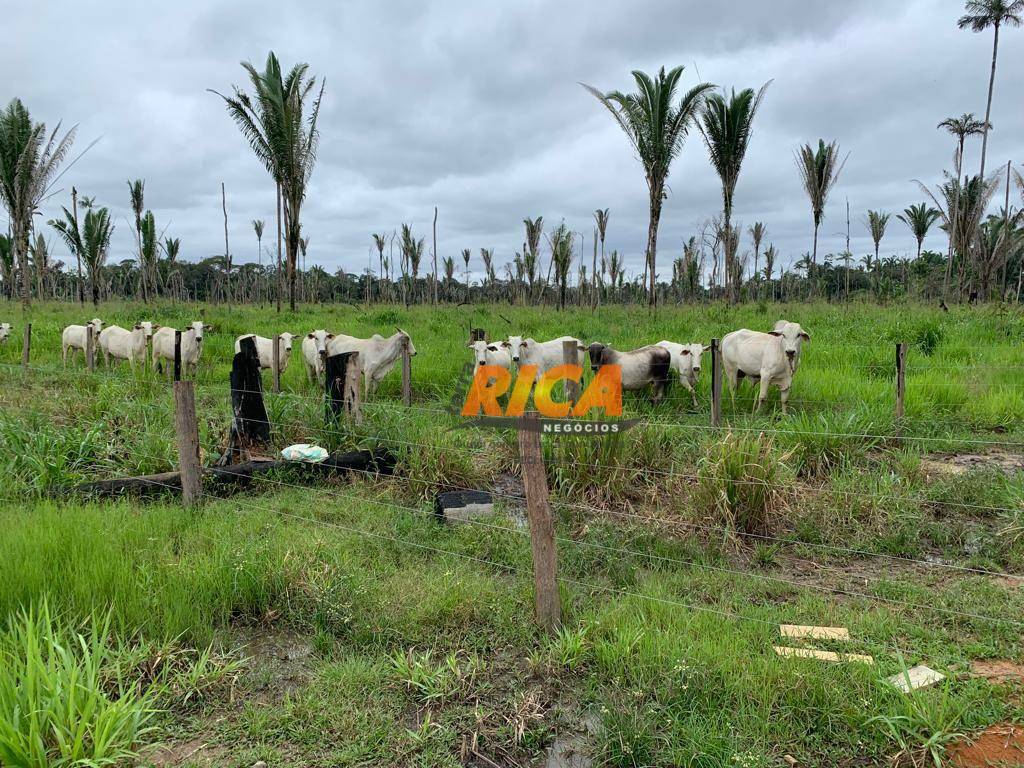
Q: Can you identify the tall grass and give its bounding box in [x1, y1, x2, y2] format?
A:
[0, 602, 156, 767]
[697, 431, 789, 535]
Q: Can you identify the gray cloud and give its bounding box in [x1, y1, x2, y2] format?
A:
[5, 0, 1022, 281]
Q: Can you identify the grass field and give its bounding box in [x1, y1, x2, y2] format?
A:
[1, 299, 1024, 767]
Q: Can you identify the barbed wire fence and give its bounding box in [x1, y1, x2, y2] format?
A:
[1, 325, 1022, 645]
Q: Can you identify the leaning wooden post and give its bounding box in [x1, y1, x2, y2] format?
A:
[271, 334, 282, 393]
[710, 338, 722, 427]
[86, 324, 96, 373]
[401, 336, 412, 407]
[895, 342, 907, 423]
[344, 351, 363, 425]
[21, 323, 31, 368]
[173, 330, 182, 382]
[562, 339, 580, 407]
[517, 411, 561, 635]
[174, 379, 202, 506]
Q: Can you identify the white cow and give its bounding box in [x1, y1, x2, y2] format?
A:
[0, 322, 11, 343]
[152, 321, 210, 378]
[657, 341, 708, 408]
[721, 321, 810, 413]
[234, 333, 297, 372]
[467, 339, 512, 370]
[587, 343, 672, 402]
[61, 318, 104, 367]
[301, 330, 336, 383]
[507, 335, 585, 380]
[325, 329, 417, 396]
[137, 321, 160, 340]
[99, 324, 148, 369]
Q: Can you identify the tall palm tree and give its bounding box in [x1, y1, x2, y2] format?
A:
[372, 233, 387, 299]
[795, 139, 847, 276]
[583, 66, 713, 309]
[523, 216, 543, 301]
[865, 210, 891, 266]
[127, 179, 147, 302]
[0, 99, 77, 309]
[897, 203, 941, 260]
[918, 171, 1001, 299]
[400, 223, 423, 305]
[253, 219, 265, 266]
[139, 210, 158, 300]
[937, 113, 989, 298]
[549, 223, 575, 310]
[211, 51, 325, 311]
[50, 205, 113, 306]
[958, 0, 1024, 179]
[461, 248, 471, 299]
[748, 221, 766, 285]
[699, 82, 770, 303]
[593, 208, 609, 307]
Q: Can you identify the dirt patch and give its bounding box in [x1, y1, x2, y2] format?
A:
[970, 660, 1024, 684]
[233, 627, 315, 703]
[920, 450, 1024, 477]
[948, 723, 1024, 767]
[146, 736, 228, 767]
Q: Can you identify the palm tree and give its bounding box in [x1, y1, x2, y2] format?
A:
[0, 99, 77, 309]
[699, 82, 770, 303]
[211, 51, 324, 311]
[400, 223, 423, 305]
[50, 205, 113, 306]
[748, 221, 766, 286]
[253, 219, 265, 266]
[865, 210, 891, 266]
[127, 179, 147, 302]
[918, 171, 1001, 299]
[549, 223, 575, 310]
[593, 208, 609, 307]
[957, 0, 1024, 180]
[442, 255, 455, 300]
[897, 203, 941, 260]
[372, 233, 386, 299]
[795, 139, 847, 274]
[762, 244, 777, 299]
[937, 113, 989, 298]
[139, 210, 158, 300]
[583, 66, 713, 309]
[461, 248, 471, 300]
[523, 216, 543, 301]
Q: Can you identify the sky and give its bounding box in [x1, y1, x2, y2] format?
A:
[5, 0, 1024, 282]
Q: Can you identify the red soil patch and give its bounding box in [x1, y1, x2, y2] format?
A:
[971, 660, 1024, 684]
[948, 723, 1024, 767]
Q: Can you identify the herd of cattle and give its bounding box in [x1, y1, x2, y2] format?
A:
[1, 318, 810, 411]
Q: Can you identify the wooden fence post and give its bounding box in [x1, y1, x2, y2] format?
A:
[86, 324, 96, 372]
[21, 323, 30, 368]
[562, 339, 580, 407]
[517, 411, 561, 635]
[173, 330, 182, 382]
[344, 351, 363, 425]
[271, 334, 281, 393]
[895, 342, 907, 423]
[710, 337, 722, 427]
[173, 380, 202, 506]
[401, 336, 412, 407]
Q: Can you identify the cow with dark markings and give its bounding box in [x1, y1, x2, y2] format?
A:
[587, 342, 671, 403]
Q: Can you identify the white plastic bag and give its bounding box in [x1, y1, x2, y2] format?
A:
[281, 443, 329, 463]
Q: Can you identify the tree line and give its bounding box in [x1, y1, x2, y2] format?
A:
[1, 0, 1022, 310]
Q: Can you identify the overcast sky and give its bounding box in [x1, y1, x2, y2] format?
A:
[6, 0, 1024, 281]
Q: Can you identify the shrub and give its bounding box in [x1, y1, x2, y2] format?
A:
[697, 431, 788, 536]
